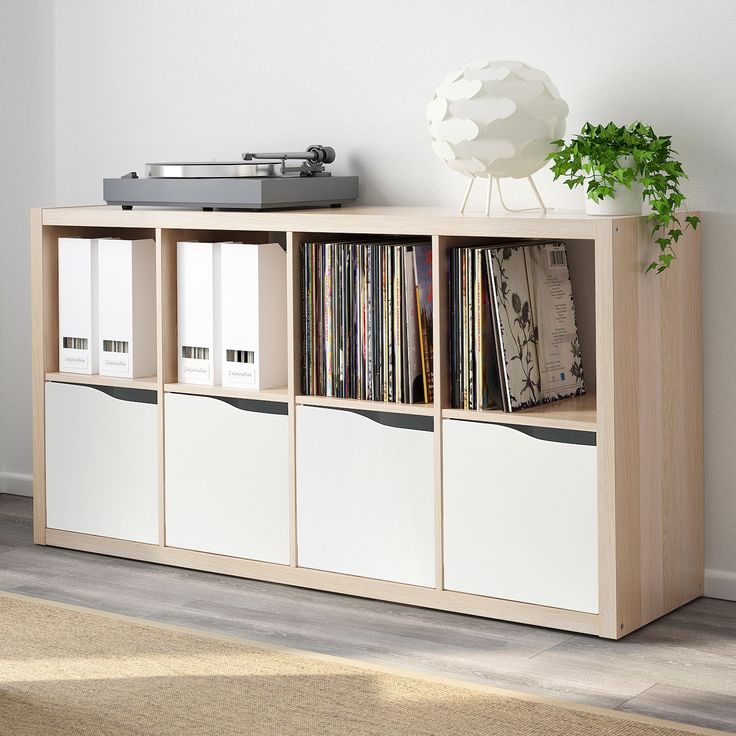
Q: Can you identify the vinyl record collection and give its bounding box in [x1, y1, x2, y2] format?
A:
[448, 246, 503, 411]
[449, 241, 586, 413]
[300, 240, 433, 403]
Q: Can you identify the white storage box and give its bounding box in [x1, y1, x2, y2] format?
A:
[45, 381, 159, 544]
[164, 392, 290, 564]
[296, 405, 435, 587]
[442, 419, 598, 613]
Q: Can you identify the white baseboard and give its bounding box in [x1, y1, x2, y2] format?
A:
[705, 569, 736, 601]
[0, 472, 33, 497]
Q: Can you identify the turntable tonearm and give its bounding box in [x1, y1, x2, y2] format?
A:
[103, 145, 358, 211]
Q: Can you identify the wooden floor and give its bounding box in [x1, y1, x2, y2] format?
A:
[1, 494, 734, 732]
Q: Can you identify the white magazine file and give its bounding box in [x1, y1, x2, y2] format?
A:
[219, 242, 287, 390]
[177, 241, 221, 385]
[98, 238, 156, 378]
[58, 237, 98, 374]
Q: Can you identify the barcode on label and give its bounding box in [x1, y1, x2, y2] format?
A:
[103, 340, 129, 354]
[63, 337, 88, 350]
[182, 346, 210, 360]
[548, 248, 567, 267]
[226, 349, 255, 364]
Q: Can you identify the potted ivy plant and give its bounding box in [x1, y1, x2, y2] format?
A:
[547, 122, 700, 273]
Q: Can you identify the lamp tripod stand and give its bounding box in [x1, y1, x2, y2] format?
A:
[459, 175, 548, 216]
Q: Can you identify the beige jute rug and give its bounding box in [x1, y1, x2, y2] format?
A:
[0, 591, 723, 736]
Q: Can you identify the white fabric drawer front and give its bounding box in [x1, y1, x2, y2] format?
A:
[443, 419, 598, 613]
[296, 405, 435, 587]
[164, 393, 289, 564]
[45, 382, 159, 544]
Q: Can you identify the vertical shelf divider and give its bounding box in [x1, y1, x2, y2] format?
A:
[594, 219, 616, 637]
[31, 211, 51, 544]
[155, 227, 166, 548]
[286, 231, 303, 568]
[432, 235, 448, 590]
[157, 228, 187, 548]
[32, 220, 90, 544]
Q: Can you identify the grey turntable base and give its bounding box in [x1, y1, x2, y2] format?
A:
[103, 174, 359, 211]
[103, 145, 358, 211]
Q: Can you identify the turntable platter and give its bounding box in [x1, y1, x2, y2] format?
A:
[145, 162, 281, 178]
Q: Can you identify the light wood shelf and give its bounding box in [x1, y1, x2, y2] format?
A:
[45, 371, 158, 391]
[442, 391, 597, 432]
[31, 205, 703, 640]
[295, 394, 434, 417]
[42, 205, 601, 239]
[164, 382, 289, 403]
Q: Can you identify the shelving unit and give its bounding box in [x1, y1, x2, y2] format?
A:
[31, 205, 703, 639]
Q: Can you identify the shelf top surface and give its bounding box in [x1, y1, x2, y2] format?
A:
[443, 390, 596, 432]
[38, 204, 657, 239]
[164, 382, 289, 403]
[45, 371, 158, 391]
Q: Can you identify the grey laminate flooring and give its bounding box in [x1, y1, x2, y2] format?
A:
[1, 493, 734, 732]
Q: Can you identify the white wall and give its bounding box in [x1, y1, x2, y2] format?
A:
[4, 0, 735, 598]
[0, 1, 55, 497]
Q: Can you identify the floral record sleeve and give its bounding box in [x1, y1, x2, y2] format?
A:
[489, 246, 542, 411]
[489, 242, 585, 411]
[527, 243, 585, 402]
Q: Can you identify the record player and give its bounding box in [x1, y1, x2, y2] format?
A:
[103, 145, 358, 211]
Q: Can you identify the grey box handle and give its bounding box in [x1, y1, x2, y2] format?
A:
[190, 394, 288, 416]
[318, 405, 434, 432]
[52, 382, 158, 405]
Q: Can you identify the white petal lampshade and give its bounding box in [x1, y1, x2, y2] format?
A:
[427, 60, 569, 180]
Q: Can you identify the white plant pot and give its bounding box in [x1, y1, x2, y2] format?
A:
[584, 155, 643, 216]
